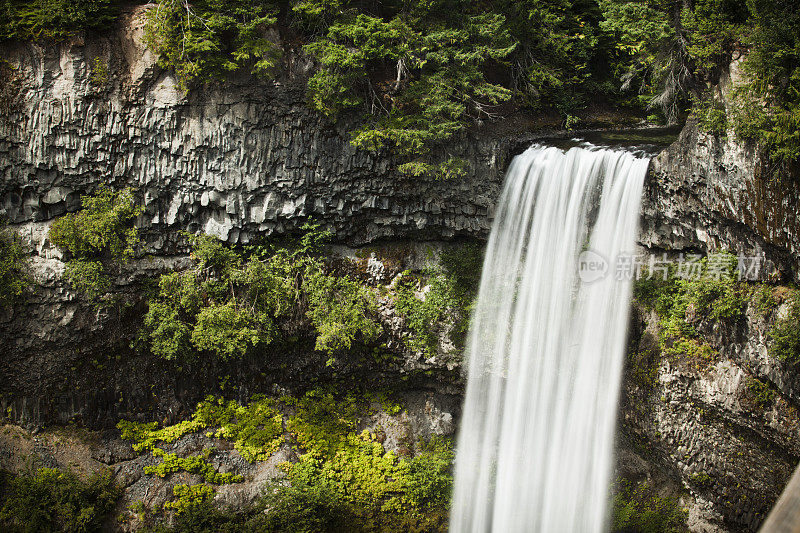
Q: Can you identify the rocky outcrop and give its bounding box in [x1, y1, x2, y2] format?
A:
[620, 297, 800, 532]
[643, 64, 800, 282]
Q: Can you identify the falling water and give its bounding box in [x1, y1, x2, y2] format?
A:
[450, 145, 649, 533]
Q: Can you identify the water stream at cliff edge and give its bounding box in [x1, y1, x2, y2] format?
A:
[450, 145, 649, 532]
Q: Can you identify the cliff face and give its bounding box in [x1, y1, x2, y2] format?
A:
[0, 7, 508, 252]
[1, 10, 800, 533]
[643, 64, 800, 282]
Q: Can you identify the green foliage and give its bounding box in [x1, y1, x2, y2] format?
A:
[89, 56, 109, 87]
[0, 223, 29, 307]
[0, 0, 119, 41]
[197, 395, 285, 462]
[689, 471, 712, 488]
[261, 479, 354, 533]
[283, 390, 453, 520]
[731, 0, 800, 162]
[119, 391, 451, 531]
[393, 244, 481, 356]
[770, 291, 800, 363]
[191, 302, 272, 360]
[145, 448, 243, 484]
[633, 254, 743, 369]
[305, 268, 381, 359]
[0, 467, 120, 533]
[405, 437, 454, 512]
[397, 157, 469, 180]
[499, 0, 608, 113]
[750, 284, 777, 316]
[119, 395, 284, 463]
[143, 0, 280, 90]
[142, 224, 383, 363]
[304, 6, 515, 161]
[49, 188, 140, 261]
[63, 260, 110, 300]
[395, 272, 461, 355]
[692, 93, 728, 135]
[745, 377, 776, 409]
[164, 483, 215, 516]
[142, 235, 293, 362]
[611, 479, 688, 533]
[49, 188, 142, 300]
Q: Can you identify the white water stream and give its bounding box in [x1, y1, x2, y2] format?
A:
[450, 145, 649, 533]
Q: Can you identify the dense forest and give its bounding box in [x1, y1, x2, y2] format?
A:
[1, 0, 798, 170]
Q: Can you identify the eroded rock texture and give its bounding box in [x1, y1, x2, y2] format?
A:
[621, 298, 800, 532]
[643, 65, 800, 282]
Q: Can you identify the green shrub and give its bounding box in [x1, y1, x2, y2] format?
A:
[405, 437, 454, 512]
[49, 188, 140, 261]
[305, 268, 381, 361]
[745, 377, 776, 409]
[49, 188, 142, 300]
[191, 302, 273, 360]
[283, 390, 454, 519]
[261, 479, 354, 533]
[145, 449, 243, 484]
[141, 234, 295, 362]
[0, 467, 120, 533]
[0, 223, 29, 307]
[119, 395, 284, 465]
[305, 10, 514, 162]
[770, 292, 800, 363]
[63, 259, 110, 300]
[395, 272, 461, 355]
[164, 483, 215, 516]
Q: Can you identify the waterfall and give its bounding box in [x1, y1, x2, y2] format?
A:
[450, 145, 649, 533]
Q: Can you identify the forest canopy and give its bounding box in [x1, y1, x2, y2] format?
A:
[1, 0, 797, 163]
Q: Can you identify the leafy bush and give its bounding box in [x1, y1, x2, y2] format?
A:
[770, 292, 800, 363]
[164, 483, 215, 516]
[191, 302, 273, 360]
[394, 243, 482, 356]
[0, 467, 120, 532]
[142, 236, 294, 362]
[261, 479, 354, 533]
[49, 188, 142, 300]
[142, 225, 383, 364]
[305, 268, 381, 359]
[63, 259, 110, 300]
[305, 9, 514, 161]
[395, 272, 462, 355]
[0, 223, 29, 307]
[632, 254, 743, 369]
[405, 437, 454, 512]
[745, 377, 776, 409]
